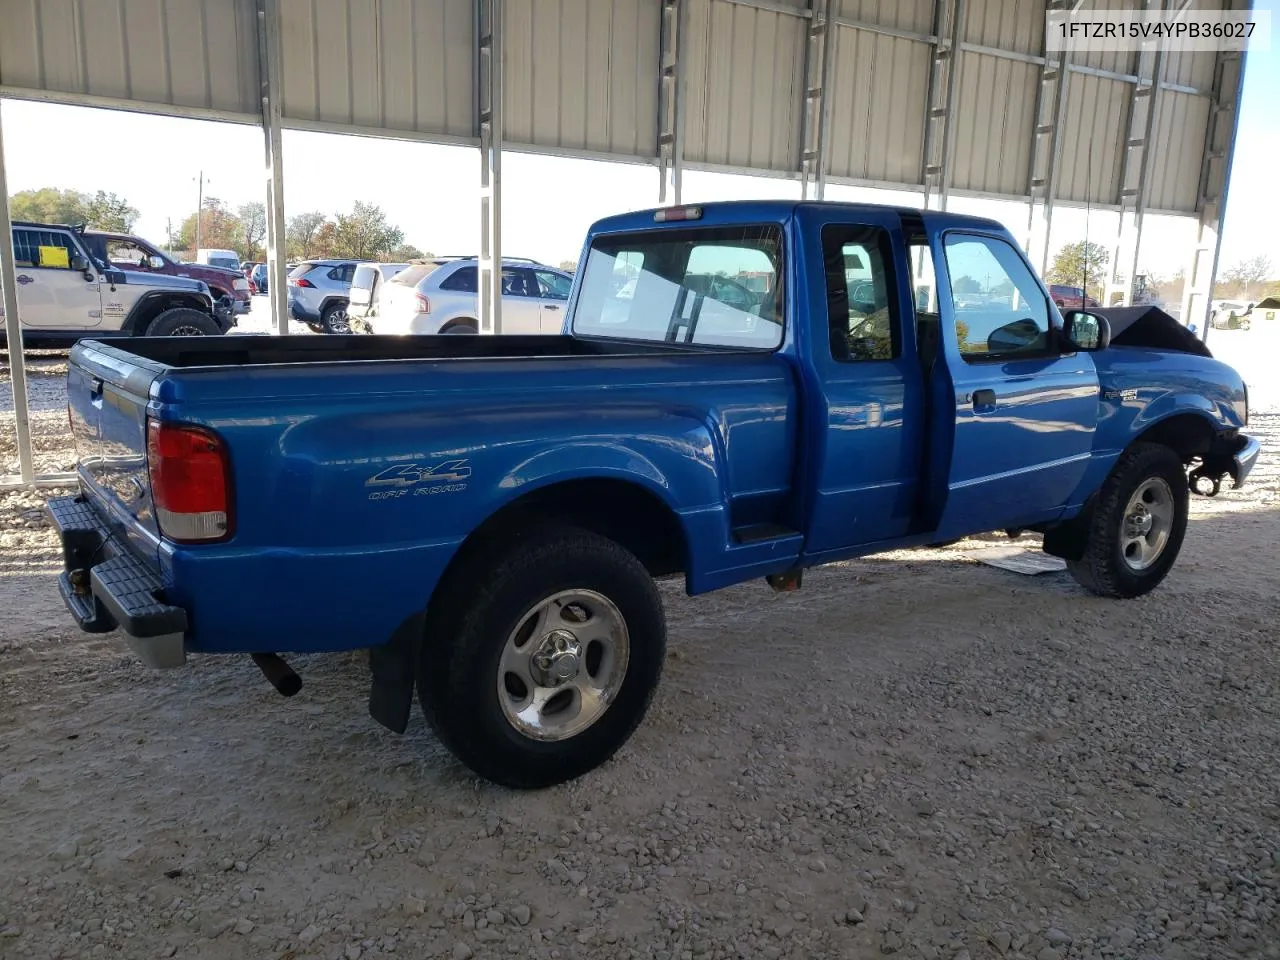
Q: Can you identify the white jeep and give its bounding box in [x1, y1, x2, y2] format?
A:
[2, 221, 228, 348]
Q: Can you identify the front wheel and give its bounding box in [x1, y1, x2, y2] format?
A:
[1066, 442, 1189, 598]
[145, 308, 221, 337]
[418, 527, 666, 788]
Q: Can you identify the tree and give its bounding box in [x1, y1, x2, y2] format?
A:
[559, 259, 578, 273]
[10, 187, 139, 232]
[237, 202, 267, 261]
[952, 274, 981, 295]
[332, 201, 404, 260]
[176, 198, 241, 256]
[1221, 255, 1273, 299]
[1047, 240, 1110, 301]
[286, 211, 329, 259]
[388, 243, 428, 262]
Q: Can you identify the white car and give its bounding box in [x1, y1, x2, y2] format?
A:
[3, 221, 225, 347]
[347, 261, 409, 334]
[375, 257, 573, 335]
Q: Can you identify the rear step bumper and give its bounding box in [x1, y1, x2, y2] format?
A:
[46, 495, 188, 668]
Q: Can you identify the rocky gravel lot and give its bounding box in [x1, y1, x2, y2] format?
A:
[0, 327, 1276, 960]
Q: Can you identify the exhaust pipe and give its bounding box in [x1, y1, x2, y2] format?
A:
[251, 653, 302, 697]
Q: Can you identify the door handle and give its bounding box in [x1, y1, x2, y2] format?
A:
[544, 304, 560, 311]
[971, 388, 997, 411]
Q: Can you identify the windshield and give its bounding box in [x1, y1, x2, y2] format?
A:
[351, 265, 377, 291]
[391, 262, 444, 287]
[572, 225, 783, 349]
[208, 256, 239, 270]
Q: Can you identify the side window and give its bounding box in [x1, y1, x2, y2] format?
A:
[501, 268, 535, 298]
[440, 266, 478, 293]
[13, 229, 79, 270]
[327, 264, 356, 283]
[821, 224, 898, 362]
[908, 237, 941, 370]
[534, 269, 572, 300]
[107, 240, 147, 267]
[942, 234, 1051, 359]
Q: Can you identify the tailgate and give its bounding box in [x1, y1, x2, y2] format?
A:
[67, 341, 167, 549]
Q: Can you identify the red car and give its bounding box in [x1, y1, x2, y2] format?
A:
[83, 231, 251, 315]
[1048, 283, 1100, 309]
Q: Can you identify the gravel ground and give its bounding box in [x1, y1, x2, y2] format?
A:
[0, 316, 1276, 960]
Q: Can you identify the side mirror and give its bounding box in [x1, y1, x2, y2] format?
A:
[1062, 310, 1111, 351]
[70, 254, 89, 273]
[149, 255, 166, 270]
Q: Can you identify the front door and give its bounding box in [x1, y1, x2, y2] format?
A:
[11, 228, 102, 329]
[499, 267, 543, 333]
[803, 211, 928, 556]
[930, 230, 1099, 539]
[532, 268, 572, 333]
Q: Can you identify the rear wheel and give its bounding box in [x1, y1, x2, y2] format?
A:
[1066, 442, 1188, 598]
[145, 308, 220, 337]
[418, 527, 666, 788]
[321, 302, 350, 334]
[441, 321, 477, 335]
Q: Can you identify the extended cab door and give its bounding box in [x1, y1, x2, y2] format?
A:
[928, 229, 1099, 538]
[11, 227, 103, 328]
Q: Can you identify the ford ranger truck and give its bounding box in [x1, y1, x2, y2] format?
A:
[46, 201, 1259, 789]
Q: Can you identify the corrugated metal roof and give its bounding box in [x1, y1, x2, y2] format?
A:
[825, 27, 930, 185]
[834, 0, 935, 34]
[503, 0, 658, 156]
[1057, 73, 1129, 205]
[1148, 90, 1210, 212]
[950, 53, 1038, 196]
[964, 0, 1041, 57]
[681, 0, 805, 172]
[278, 0, 475, 139]
[0, 0, 259, 116]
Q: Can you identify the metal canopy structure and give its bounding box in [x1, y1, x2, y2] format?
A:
[0, 0, 1253, 487]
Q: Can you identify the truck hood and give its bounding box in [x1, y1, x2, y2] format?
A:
[106, 268, 210, 296]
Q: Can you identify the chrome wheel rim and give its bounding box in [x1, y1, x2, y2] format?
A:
[327, 308, 349, 332]
[497, 589, 629, 742]
[170, 324, 207, 336]
[1121, 477, 1174, 571]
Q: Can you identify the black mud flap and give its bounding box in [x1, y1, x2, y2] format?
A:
[368, 610, 428, 734]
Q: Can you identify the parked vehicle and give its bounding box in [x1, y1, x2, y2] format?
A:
[1049, 283, 1100, 309]
[251, 263, 269, 296]
[1209, 300, 1254, 330]
[376, 257, 573, 335]
[2, 221, 225, 347]
[348, 262, 408, 333]
[84, 231, 251, 316]
[286, 259, 358, 333]
[195, 248, 242, 271]
[46, 201, 1258, 789]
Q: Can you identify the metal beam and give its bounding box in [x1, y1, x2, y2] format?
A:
[476, 0, 503, 335]
[1025, 0, 1079, 274]
[921, 0, 965, 211]
[657, 0, 686, 205]
[0, 103, 35, 484]
[1180, 45, 1248, 343]
[256, 0, 289, 335]
[1104, 0, 1166, 308]
[799, 0, 834, 200]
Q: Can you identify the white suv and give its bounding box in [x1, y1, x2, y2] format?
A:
[3, 221, 224, 347]
[375, 258, 573, 335]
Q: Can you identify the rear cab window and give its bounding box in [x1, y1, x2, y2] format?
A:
[572, 225, 783, 349]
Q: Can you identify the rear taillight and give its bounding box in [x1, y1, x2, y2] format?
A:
[415, 294, 431, 314]
[288, 277, 314, 288]
[147, 420, 233, 543]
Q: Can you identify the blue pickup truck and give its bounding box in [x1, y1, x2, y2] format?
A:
[47, 201, 1258, 788]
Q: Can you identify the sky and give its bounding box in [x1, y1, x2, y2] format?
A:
[1, 7, 1276, 280]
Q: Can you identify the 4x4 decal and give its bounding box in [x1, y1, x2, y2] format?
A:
[365, 459, 471, 500]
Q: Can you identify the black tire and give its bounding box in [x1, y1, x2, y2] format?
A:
[145, 308, 221, 337]
[305, 321, 326, 334]
[1066, 442, 1189, 599]
[418, 526, 666, 788]
[441, 322, 477, 335]
[321, 301, 350, 334]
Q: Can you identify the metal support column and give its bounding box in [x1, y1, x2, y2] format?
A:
[1104, 0, 1178, 307]
[1025, 0, 1077, 274]
[256, 0, 289, 335]
[0, 104, 35, 484]
[799, 0, 834, 200]
[657, 0, 686, 206]
[1180, 47, 1247, 343]
[477, 0, 503, 335]
[921, 0, 965, 212]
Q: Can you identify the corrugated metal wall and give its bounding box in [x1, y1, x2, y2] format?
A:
[0, 0, 260, 117]
[1057, 73, 1130, 205]
[1148, 91, 1210, 211]
[963, 0, 1041, 56]
[949, 53, 1039, 196]
[503, 0, 658, 156]
[278, 0, 475, 139]
[680, 0, 805, 172]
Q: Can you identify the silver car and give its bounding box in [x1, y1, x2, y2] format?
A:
[286, 259, 358, 333]
[375, 258, 573, 335]
[348, 262, 409, 333]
